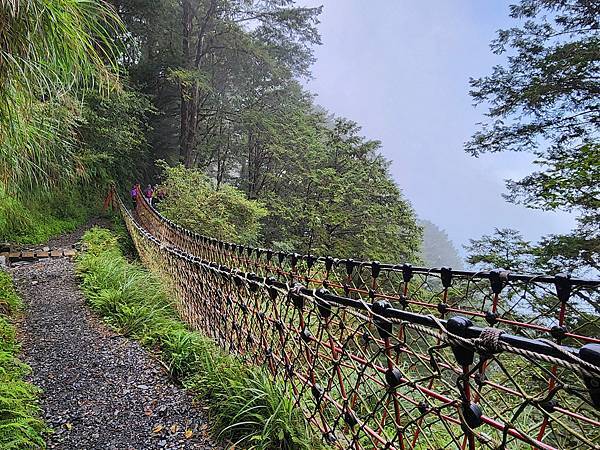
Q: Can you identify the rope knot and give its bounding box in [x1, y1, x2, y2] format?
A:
[476, 327, 504, 354]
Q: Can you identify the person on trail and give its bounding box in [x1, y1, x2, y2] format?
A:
[131, 183, 139, 208]
[144, 184, 154, 206]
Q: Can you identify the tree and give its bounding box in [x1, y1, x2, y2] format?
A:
[419, 219, 464, 269]
[466, 0, 599, 274]
[112, 0, 322, 180]
[78, 89, 156, 189]
[261, 117, 422, 263]
[110, 0, 184, 164]
[176, 0, 321, 166]
[464, 228, 534, 272]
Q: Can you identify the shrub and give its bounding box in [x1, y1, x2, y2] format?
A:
[0, 186, 100, 245]
[0, 270, 21, 316]
[156, 163, 268, 245]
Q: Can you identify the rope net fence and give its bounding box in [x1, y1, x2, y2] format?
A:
[111, 188, 600, 449]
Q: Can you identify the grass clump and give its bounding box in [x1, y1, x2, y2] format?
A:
[0, 271, 47, 449]
[184, 356, 318, 450]
[76, 228, 323, 449]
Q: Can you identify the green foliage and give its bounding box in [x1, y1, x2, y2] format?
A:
[77, 236, 176, 340]
[261, 118, 422, 262]
[506, 144, 600, 213]
[78, 89, 156, 188]
[0, 0, 121, 103]
[465, 224, 600, 280]
[506, 143, 600, 273]
[76, 228, 323, 448]
[0, 0, 153, 245]
[534, 230, 599, 274]
[0, 81, 155, 244]
[0, 271, 47, 449]
[174, 0, 322, 165]
[156, 164, 268, 244]
[185, 360, 320, 450]
[77, 227, 120, 257]
[464, 228, 534, 272]
[0, 185, 100, 244]
[467, 0, 599, 274]
[110, 214, 138, 257]
[0, 271, 21, 317]
[0, 96, 81, 196]
[467, 0, 598, 157]
[0, 0, 124, 195]
[154, 112, 422, 262]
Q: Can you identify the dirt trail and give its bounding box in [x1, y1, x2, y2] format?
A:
[11, 253, 219, 449]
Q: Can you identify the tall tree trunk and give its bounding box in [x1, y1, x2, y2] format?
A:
[179, 0, 217, 168]
[179, 0, 193, 165]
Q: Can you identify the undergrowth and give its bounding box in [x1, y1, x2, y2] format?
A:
[0, 271, 47, 449]
[76, 227, 324, 449]
[0, 186, 100, 244]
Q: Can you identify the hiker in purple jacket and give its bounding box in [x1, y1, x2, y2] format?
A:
[143, 184, 154, 206]
[130, 183, 139, 208]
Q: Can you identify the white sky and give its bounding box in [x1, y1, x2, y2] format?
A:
[298, 0, 576, 252]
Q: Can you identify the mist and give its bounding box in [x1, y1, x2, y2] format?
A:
[299, 0, 576, 253]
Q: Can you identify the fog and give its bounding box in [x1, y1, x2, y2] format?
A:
[299, 0, 576, 253]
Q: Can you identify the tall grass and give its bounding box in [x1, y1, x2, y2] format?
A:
[0, 185, 101, 244]
[76, 228, 324, 449]
[0, 271, 47, 449]
[0, 0, 124, 196]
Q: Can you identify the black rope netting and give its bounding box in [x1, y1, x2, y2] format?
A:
[109, 188, 600, 449]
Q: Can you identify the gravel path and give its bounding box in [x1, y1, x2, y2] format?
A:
[46, 217, 112, 250]
[11, 257, 220, 450]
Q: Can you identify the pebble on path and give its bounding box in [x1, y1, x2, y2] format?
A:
[11, 257, 220, 450]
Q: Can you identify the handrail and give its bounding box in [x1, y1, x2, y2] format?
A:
[111, 187, 600, 450]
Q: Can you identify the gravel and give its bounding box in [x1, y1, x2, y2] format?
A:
[45, 217, 110, 249]
[11, 257, 220, 450]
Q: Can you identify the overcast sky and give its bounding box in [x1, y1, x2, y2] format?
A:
[298, 0, 576, 253]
